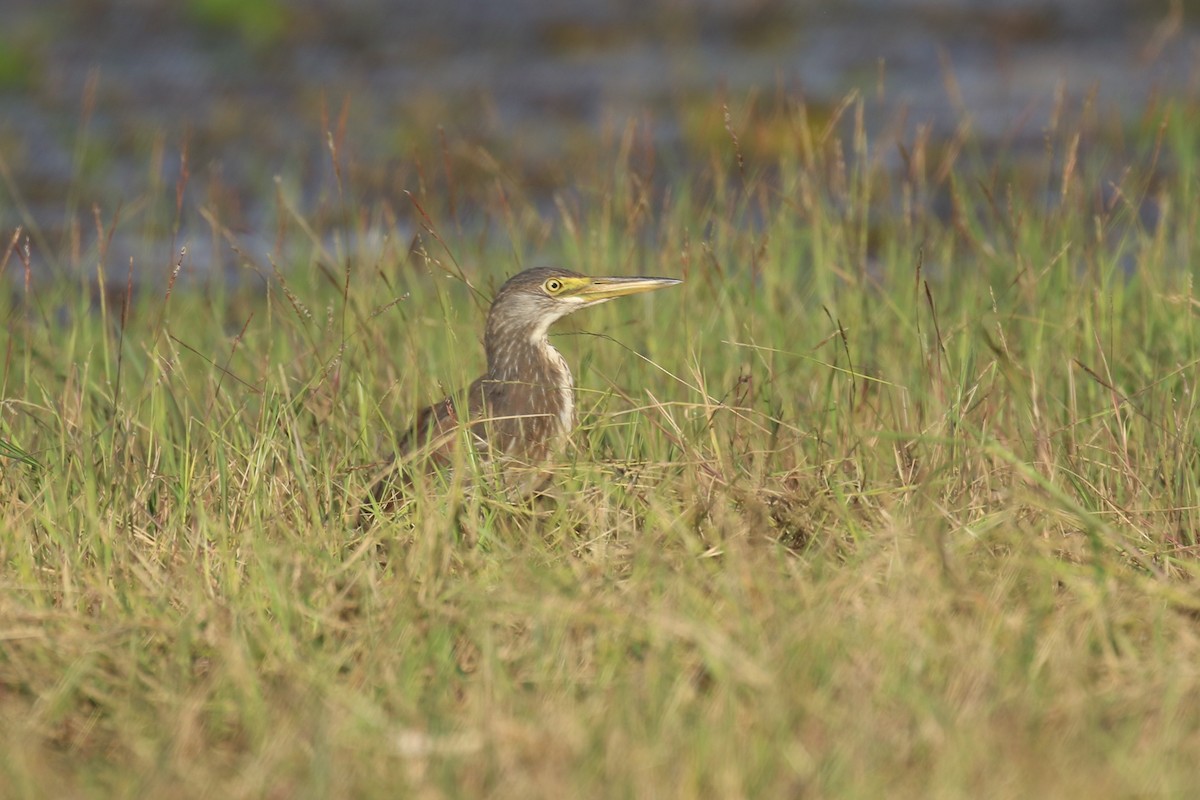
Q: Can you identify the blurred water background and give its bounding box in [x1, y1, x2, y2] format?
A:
[0, 0, 1195, 283]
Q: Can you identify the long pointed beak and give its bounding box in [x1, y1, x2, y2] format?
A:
[578, 276, 682, 303]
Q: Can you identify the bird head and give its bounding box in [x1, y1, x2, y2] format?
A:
[486, 266, 682, 347]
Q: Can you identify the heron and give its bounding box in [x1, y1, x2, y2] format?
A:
[363, 266, 681, 515]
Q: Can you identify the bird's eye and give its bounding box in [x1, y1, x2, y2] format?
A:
[544, 279, 563, 294]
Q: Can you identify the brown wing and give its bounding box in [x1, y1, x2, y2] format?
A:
[359, 376, 491, 520]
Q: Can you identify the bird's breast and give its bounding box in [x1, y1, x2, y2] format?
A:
[483, 340, 576, 464]
[548, 345, 575, 445]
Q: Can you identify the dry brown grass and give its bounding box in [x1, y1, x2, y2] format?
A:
[3, 90, 1200, 796]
